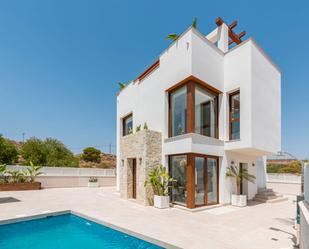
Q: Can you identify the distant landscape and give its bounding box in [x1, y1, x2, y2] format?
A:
[0, 135, 116, 168]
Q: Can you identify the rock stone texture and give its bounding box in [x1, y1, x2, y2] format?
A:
[119, 130, 162, 205]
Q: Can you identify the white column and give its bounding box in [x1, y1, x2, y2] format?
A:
[217, 23, 229, 53]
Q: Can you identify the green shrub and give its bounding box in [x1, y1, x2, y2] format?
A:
[267, 161, 302, 174]
[22, 137, 77, 167]
[143, 122, 148, 130]
[81, 147, 101, 163]
[0, 135, 18, 164]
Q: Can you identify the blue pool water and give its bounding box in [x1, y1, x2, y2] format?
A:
[0, 214, 164, 249]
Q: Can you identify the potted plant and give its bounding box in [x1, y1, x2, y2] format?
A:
[226, 163, 256, 207]
[88, 177, 99, 187]
[144, 165, 175, 209]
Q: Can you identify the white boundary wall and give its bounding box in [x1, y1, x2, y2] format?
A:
[266, 173, 301, 196]
[6, 165, 116, 188]
[300, 164, 309, 249]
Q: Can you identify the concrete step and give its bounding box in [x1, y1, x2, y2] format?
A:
[254, 194, 283, 200]
[256, 191, 279, 197]
[258, 188, 274, 194]
[253, 196, 288, 203]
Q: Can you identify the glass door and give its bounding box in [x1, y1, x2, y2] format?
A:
[206, 158, 218, 204]
[195, 157, 206, 206]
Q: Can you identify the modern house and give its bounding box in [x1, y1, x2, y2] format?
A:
[116, 17, 281, 209]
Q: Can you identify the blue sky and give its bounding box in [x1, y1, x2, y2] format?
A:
[0, 0, 308, 158]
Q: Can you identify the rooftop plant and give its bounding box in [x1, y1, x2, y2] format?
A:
[166, 17, 197, 42]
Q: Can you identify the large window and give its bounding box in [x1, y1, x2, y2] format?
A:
[169, 153, 219, 208]
[169, 81, 219, 138]
[169, 155, 187, 205]
[170, 86, 187, 136]
[229, 91, 240, 140]
[122, 114, 133, 136]
[195, 86, 218, 137]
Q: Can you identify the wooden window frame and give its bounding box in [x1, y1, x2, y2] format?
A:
[169, 153, 219, 209]
[168, 77, 219, 139]
[229, 91, 240, 140]
[122, 113, 133, 137]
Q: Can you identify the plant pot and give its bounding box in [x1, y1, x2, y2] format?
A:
[231, 194, 247, 207]
[0, 182, 41, 191]
[154, 195, 170, 209]
[88, 182, 99, 188]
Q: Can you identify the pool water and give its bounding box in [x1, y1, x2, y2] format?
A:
[0, 214, 164, 249]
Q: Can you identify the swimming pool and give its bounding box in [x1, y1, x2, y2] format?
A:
[0, 213, 164, 249]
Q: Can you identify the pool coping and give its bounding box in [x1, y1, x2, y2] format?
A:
[0, 210, 181, 249]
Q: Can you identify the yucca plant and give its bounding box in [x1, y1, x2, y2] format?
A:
[144, 165, 175, 196]
[226, 164, 256, 195]
[26, 161, 43, 183]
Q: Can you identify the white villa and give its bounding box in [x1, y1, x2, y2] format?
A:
[116, 17, 281, 209]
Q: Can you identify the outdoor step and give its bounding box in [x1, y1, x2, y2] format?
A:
[253, 197, 288, 203]
[254, 194, 283, 200]
[258, 188, 274, 193]
[256, 192, 280, 197]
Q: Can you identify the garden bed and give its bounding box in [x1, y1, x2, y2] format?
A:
[0, 182, 41, 191]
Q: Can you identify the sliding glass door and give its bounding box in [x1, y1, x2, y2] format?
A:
[207, 158, 218, 204]
[194, 156, 219, 206]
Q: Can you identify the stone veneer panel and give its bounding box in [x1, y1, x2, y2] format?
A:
[120, 130, 162, 205]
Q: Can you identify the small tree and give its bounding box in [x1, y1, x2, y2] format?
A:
[22, 138, 47, 166]
[143, 122, 148, 130]
[226, 164, 256, 195]
[144, 165, 175, 196]
[0, 135, 18, 164]
[82, 147, 101, 163]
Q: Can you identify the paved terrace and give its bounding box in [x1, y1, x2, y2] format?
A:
[0, 187, 296, 249]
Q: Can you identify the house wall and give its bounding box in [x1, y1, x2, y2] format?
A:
[116, 28, 281, 206]
[251, 41, 281, 154]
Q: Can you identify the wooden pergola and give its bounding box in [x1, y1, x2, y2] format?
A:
[215, 17, 246, 46]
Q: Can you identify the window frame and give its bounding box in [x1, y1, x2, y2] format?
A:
[168, 153, 219, 209]
[168, 80, 219, 139]
[122, 113, 133, 136]
[229, 90, 240, 141]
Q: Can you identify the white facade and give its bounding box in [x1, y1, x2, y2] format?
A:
[116, 23, 281, 206]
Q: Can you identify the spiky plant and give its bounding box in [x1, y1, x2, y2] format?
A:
[118, 82, 126, 90]
[192, 17, 197, 29]
[165, 33, 179, 41]
[226, 164, 256, 195]
[26, 161, 43, 183]
[144, 165, 175, 196]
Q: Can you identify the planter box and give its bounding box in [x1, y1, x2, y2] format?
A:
[88, 182, 99, 188]
[231, 194, 247, 207]
[0, 182, 41, 191]
[154, 195, 170, 209]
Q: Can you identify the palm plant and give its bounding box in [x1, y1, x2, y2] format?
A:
[165, 17, 198, 42]
[144, 165, 175, 196]
[0, 164, 7, 184]
[226, 164, 256, 195]
[6, 170, 27, 183]
[26, 161, 43, 183]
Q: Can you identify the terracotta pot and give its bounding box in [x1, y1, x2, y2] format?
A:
[0, 182, 41, 191]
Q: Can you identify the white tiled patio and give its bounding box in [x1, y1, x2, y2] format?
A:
[0, 187, 296, 249]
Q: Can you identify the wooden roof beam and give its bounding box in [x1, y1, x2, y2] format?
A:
[229, 21, 238, 30]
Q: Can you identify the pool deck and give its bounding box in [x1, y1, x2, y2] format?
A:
[0, 187, 297, 249]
